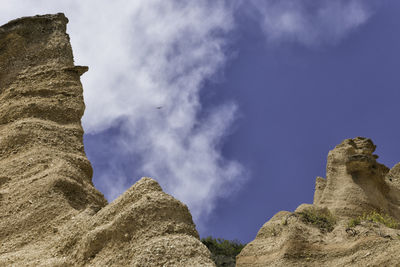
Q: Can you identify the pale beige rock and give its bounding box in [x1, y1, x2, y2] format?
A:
[316, 137, 394, 218]
[313, 176, 326, 205]
[0, 13, 214, 267]
[237, 137, 400, 266]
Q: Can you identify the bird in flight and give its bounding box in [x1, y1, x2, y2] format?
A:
[156, 106, 162, 109]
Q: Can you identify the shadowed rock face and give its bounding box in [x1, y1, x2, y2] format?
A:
[237, 137, 400, 267]
[0, 13, 214, 266]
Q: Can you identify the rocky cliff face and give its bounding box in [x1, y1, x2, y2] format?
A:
[0, 13, 214, 266]
[237, 137, 400, 266]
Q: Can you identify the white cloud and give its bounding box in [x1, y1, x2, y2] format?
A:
[0, 0, 375, 225]
[248, 0, 372, 46]
[0, 1, 244, 223]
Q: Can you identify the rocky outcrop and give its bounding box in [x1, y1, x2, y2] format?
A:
[0, 13, 214, 266]
[237, 137, 400, 266]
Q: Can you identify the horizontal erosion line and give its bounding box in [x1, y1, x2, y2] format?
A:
[0, 116, 81, 127]
[0, 117, 83, 129]
[0, 87, 80, 99]
[0, 146, 90, 166]
[0, 65, 85, 91]
[0, 104, 83, 125]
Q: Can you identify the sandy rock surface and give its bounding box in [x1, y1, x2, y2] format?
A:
[0, 13, 214, 267]
[237, 137, 400, 266]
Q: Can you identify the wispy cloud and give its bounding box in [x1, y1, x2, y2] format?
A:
[76, 1, 245, 221]
[0, 1, 244, 223]
[247, 0, 372, 46]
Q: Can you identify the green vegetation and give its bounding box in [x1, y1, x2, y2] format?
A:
[347, 210, 399, 229]
[348, 217, 361, 228]
[298, 208, 336, 232]
[201, 236, 246, 267]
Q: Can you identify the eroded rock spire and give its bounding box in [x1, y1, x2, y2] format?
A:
[0, 13, 214, 266]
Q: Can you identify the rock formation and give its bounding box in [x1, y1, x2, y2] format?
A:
[0, 13, 214, 266]
[237, 137, 400, 266]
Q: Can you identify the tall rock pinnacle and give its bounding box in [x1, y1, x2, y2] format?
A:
[0, 12, 107, 248]
[0, 13, 214, 266]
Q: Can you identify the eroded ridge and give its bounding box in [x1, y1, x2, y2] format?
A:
[237, 137, 400, 267]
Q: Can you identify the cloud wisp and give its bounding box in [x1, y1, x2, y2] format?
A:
[76, 1, 245, 221]
[247, 0, 372, 47]
[0, 1, 245, 222]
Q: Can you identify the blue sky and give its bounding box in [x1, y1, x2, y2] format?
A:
[2, 1, 400, 243]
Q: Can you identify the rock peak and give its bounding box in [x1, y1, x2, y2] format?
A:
[237, 137, 400, 266]
[317, 137, 391, 218]
[340, 136, 376, 154]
